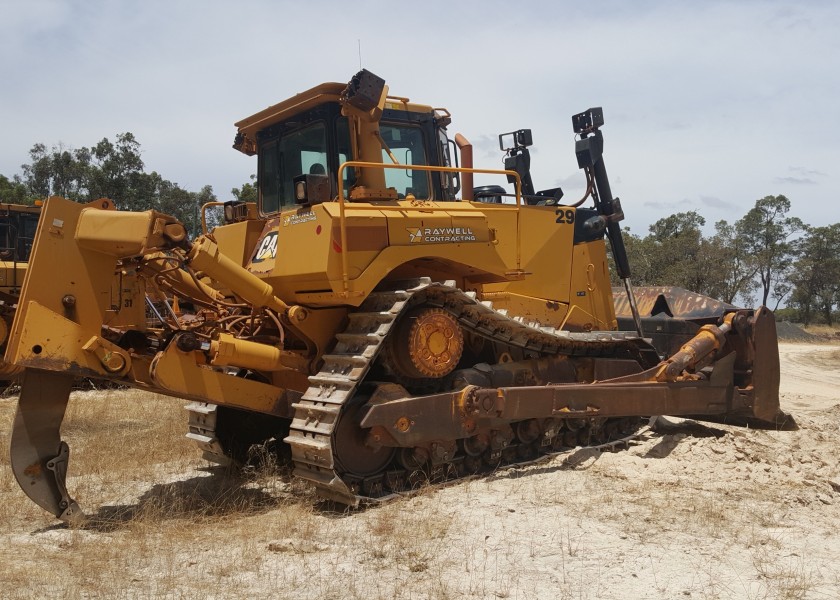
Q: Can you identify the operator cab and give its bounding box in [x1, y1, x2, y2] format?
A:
[233, 80, 457, 216]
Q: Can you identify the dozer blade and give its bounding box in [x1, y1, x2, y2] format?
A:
[10, 369, 84, 525]
[744, 306, 785, 425]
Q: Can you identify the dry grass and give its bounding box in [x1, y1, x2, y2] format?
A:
[0, 386, 333, 598]
[801, 324, 840, 337]
[800, 324, 840, 347]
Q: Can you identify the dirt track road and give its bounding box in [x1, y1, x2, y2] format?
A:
[779, 342, 840, 413]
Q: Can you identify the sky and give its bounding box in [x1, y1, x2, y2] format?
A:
[1, 0, 838, 234]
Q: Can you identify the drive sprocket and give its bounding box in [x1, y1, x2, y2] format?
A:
[388, 307, 464, 379]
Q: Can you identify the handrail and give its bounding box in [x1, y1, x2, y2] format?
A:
[336, 161, 523, 296]
[200, 201, 225, 235]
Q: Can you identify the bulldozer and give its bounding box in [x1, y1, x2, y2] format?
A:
[0, 202, 41, 380]
[6, 70, 782, 524]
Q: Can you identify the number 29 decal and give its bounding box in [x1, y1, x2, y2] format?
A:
[555, 208, 575, 224]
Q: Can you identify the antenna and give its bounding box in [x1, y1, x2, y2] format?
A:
[358, 39, 362, 70]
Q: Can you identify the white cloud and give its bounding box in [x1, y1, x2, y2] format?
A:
[0, 0, 838, 230]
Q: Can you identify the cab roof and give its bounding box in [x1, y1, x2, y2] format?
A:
[233, 81, 437, 155]
[234, 82, 346, 146]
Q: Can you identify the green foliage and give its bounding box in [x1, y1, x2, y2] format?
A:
[772, 307, 799, 322]
[735, 195, 803, 308]
[706, 220, 758, 305]
[617, 194, 840, 322]
[232, 175, 257, 204]
[788, 224, 840, 326]
[85, 133, 146, 203]
[618, 211, 747, 301]
[0, 174, 34, 205]
[6, 132, 221, 238]
[619, 198, 814, 311]
[647, 211, 705, 241]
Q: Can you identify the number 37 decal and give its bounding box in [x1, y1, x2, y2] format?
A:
[555, 209, 575, 224]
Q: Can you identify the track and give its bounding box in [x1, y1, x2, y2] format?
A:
[284, 279, 659, 504]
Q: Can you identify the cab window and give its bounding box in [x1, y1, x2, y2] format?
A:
[380, 124, 429, 199]
[18, 214, 38, 261]
[259, 122, 327, 214]
[437, 128, 458, 200]
[336, 118, 356, 195]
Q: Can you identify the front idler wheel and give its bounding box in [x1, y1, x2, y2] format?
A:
[333, 402, 395, 478]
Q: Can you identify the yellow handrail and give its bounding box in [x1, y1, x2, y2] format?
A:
[200, 201, 225, 235]
[335, 161, 523, 295]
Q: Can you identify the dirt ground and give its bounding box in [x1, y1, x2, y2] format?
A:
[1, 342, 839, 599]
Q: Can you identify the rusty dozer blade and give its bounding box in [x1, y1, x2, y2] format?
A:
[608, 306, 787, 427]
[10, 369, 85, 525]
[749, 306, 782, 424]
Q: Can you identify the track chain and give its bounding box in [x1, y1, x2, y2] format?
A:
[185, 402, 232, 466]
[360, 423, 654, 507]
[284, 279, 657, 504]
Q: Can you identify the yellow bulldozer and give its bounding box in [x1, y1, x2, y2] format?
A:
[7, 70, 783, 524]
[0, 202, 40, 380]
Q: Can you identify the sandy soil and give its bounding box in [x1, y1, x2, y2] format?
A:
[1, 342, 839, 599]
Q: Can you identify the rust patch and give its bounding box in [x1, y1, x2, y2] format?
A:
[23, 461, 43, 478]
[613, 286, 737, 319]
[19, 357, 104, 380]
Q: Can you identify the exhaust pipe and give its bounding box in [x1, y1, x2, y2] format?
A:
[455, 133, 473, 201]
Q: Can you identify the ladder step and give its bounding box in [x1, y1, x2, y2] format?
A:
[290, 402, 341, 415]
[186, 432, 215, 445]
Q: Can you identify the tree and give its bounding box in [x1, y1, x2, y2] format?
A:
[789, 224, 840, 325]
[187, 184, 218, 238]
[616, 228, 651, 286]
[631, 211, 714, 294]
[85, 133, 146, 205]
[705, 220, 758, 305]
[19, 134, 146, 204]
[736, 195, 803, 307]
[0, 174, 34, 205]
[648, 211, 705, 241]
[141, 174, 217, 239]
[619, 210, 773, 306]
[21, 142, 91, 201]
[14, 132, 219, 238]
[232, 175, 257, 203]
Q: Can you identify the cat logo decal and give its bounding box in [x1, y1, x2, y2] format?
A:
[252, 231, 278, 263]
